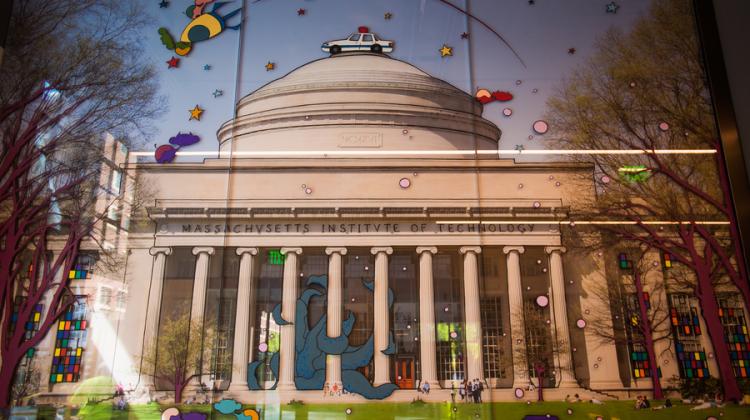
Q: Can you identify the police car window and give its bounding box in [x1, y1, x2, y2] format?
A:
[348, 34, 360, 41]
[362, 34, 373, 42]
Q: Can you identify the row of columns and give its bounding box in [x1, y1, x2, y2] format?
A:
[144, 245, 574, 392]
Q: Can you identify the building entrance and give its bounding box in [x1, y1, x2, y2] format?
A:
[394, 357, 416, 389]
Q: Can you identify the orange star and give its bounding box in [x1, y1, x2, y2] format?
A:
[189, 105, 203, 121]
[265, 61, 275, 71]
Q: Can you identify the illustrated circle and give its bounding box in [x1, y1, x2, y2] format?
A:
[533, 120, 549, 135]
[399, 178, 411, 189]
[258, 343, 268, 352]
[576, 319, 587, 328]
[536, 295, 549, 307]
[514, 388, 524, 399]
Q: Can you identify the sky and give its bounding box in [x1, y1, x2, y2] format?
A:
[140, 0, 656, 161]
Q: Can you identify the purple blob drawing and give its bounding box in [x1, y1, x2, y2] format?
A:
[155, 144, 177, 163]
[169, 132, 201, 147]
[155, 132, 201, 163]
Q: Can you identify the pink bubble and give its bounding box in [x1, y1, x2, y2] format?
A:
[514, 388, 525, 398]
[658, 122, 670, 131]
[536, 295, 549, 307]
[258, 343, 268, 352]
[399, 178, 411, 189]
[576, 319, 587, 329]
[502, 108, 513, 117]
[533, 120, 549, 135]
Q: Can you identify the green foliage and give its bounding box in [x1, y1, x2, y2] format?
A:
[674, 376, 723, 401]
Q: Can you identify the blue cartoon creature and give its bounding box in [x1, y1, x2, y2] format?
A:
[158, 1, 242, 56]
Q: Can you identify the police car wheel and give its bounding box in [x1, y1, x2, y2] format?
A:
[371, 44, 382, 53]
[331, 45, 341, 55]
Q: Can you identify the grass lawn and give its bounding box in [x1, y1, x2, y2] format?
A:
[35, 400, 748, 419]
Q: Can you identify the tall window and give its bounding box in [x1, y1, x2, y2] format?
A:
[300, 249, 328, 329]
[50, 297, 87, 384]
[389, 249, 419, 389]
[205, 248, 240, 382]
[156, 247, 195, 390]
[479, 247, 511, 387]
[251, 248, 284, 386]
[343, 249, 374, 381]
[718, 294, 750, 379]
[433, 250, 465, 383]
[520, 247, 554, 387]
[68, 253, 96, 280]
[669, 294, 709, 379]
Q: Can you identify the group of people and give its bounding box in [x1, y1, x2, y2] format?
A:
[448, 379, 485, 403]
[634, 395, 652, 409]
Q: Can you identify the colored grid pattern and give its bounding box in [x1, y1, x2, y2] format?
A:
[719, 301, 750, 378]
[662, 252, 672, 269]
[618, 253, 632, 270]
[68, 254, 95, 280]
[630, 350, 661, 378]
[10, 299, 43, 340]
[49, 299, 87, 384]
[670, 294, 709, 379]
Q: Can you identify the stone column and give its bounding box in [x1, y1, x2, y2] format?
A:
[371, 246, 393, 386]
[141, 247, 172, 389]
[460, 246, 484, 383]
[417, 247, 439, 387]
[504, 246, 526, 388]
[190, 247, 214, 386]
[229, 248, 258, 393]
[325, 247, 347, 393]
[546, 246, 577, 387]
[277, 247, 302, 391]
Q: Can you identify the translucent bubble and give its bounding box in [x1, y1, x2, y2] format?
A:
[555, 181, 561, 187]
[514, 388, 525, 398]
[518, 183, 524, 189]
[444, 307, 450, 312]
[402, 129, 409, 135]
[533, 201, 541, 208]
[399, 178, 411, 189]
[258, 343, 268, 352]
[346, 408, 353, 415]
[576, 319, 587, 328]
[658, 122, 670, 131]
[532, 88, 539, 94]
[593, 364, 599, 369]
[516, 80, 523, 85]
[305, 187, 313, 194]
[533, 120, 549, 135]
[567, 408, 573, 415]
[601, 175, 611, 184]
[536, 295, 549, 307]
[502, 108, 513, 117]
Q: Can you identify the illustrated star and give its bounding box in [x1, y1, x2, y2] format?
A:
[515, 144, 525, 151]
[203, 64, 211, 71]
[568, 47, 576, 55]
[460, 32, 470, 39]
[606, 2, 619, 13]
[384, 12, 393, 20]
[159, 0, 169, 9]
[166, 56, 180, 68]
[528, 0, 535, 4]
[439, 44, 453, 57]
[265, 61, 275, 71]
[189, 105, 203, 121]
[212, 89, 223, 98]
[297, 8, 306, 16]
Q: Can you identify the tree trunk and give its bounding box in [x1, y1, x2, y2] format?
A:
[0, 357, 17, 410]
[175, 381, 183, 404]
[633, 272, 663, 399]
[696, 272, 742, 401]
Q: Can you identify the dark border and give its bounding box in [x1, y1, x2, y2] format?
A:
[693, 1, 750, 279]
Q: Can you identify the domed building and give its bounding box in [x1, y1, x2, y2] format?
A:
[44, 52, 706, 405]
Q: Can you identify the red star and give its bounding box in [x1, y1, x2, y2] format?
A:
[297, 8, 306, 16]
[167, 56, 180, 68]
[461, 32, 470, 39]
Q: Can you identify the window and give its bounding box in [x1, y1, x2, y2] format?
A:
[98, 286, 112, 307]
[433, 251, 465, 383]
[388, 249, 419, 389]
[110, 169, 122, 194]
[252, 248, 284, 387]
[520, 247, 554, 387]
[718, 294, 750, 378]
[344, 250, 375, 381]
[669, 294, 709, 379]
[68, 253, 95, 280]
[479, 247, 510, 387]
[348, 34, 360, 41]
[50, 297, 87, 384]
[206, 248, 240, 381]
[362, 34, 373, 42]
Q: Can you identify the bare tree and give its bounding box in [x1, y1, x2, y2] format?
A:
[0, 0, 159, 410]
[546, 0, 748, 400]
[584, 248, 672, 399]
[138, 314, 222, 404]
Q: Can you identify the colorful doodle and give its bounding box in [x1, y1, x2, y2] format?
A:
[154, 132, 201, 163]
[475, 89, 514, 104]
[618, 165, 652, 183]
[161, 407, 207, 420]
[158, 1, 242, 56]
[246, 274, 398, 399]
[214, 399, 260, 420]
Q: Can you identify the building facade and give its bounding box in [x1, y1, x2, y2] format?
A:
[35, 53, 747, 403]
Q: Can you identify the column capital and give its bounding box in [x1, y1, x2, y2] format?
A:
[416, 246, 438, 255]
[370, 247, 393, 255]
[280, 247, 303, 256]
[192, 246, 215, 256]
[503, 246, 525, 255]
[236, 247, 259, 256]
[545, 246, 567, 255]
[325, 247, 348, 256]
[459, 246, 482, 255]
[149, 247, 173, 256]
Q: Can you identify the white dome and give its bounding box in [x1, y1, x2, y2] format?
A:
[218, 53, 501, 154]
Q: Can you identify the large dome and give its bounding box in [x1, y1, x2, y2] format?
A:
[217, 53, 501, 154]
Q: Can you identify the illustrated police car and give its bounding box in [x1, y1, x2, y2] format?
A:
[322, 27, 394, 55]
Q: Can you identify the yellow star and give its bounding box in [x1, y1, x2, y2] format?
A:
[189, 105, 203, 121]
[439, 44, 453, 57]
[265, 61, 275, 71]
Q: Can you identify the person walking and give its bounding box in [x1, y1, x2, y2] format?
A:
[450, 381, 456, 403]
[477, 379, 484, 403]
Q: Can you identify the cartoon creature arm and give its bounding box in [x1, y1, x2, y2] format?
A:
[193, 0, 216, 18]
